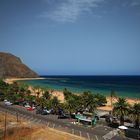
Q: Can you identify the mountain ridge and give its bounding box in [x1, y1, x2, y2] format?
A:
[0, 52, 39, 78]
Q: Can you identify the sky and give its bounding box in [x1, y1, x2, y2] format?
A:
[0, 0, 140, 75]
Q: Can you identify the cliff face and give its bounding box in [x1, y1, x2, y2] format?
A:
[0, 52, 39, 78]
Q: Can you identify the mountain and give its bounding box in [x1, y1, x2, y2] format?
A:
[0, 52, 39, 78]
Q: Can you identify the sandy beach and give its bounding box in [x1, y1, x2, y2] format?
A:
[98, 96, 140, 111]
[50, 91, 140, 111]
[4, 78, 65, 102]
[4, 77, 46, 84]
[4, 78, 140, 111]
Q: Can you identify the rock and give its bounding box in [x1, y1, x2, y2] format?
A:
[0, 52, 39, 78]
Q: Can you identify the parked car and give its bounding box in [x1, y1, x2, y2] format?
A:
[24, 104, 31, 108]
[124, 118, 132, 123]
[125, 128, 140, 139]
[58, 113, 71, 119]
[26, 107, 34, 111]
[4, 100, 12, 106]
[94, 115, 100, 120]
[71, 113, 76, 119]
[41, 110, 48, 115]
[36, 108, 43, 114]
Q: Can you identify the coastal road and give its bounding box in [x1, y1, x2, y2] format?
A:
[0, 103, 134, 140]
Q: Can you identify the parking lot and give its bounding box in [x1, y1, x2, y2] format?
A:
[0, 102, 137, 140]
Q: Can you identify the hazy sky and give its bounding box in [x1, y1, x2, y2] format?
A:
[0, 0, 140, 75]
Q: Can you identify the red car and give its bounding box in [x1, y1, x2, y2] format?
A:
[26, 107, 34, 111]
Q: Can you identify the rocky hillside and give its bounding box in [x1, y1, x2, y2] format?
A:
[0, 52, 39, 78]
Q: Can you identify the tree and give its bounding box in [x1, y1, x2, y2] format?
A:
[10, 82, 20, 94]
[110, 90, 117, 108]
[113, 97, 130, 125]
[0, 79, 9, 91]
[33, 86, 43, 97]
[26, 89, 31, 96]
[131, 103, 140, 128]
[18, 86, 26, 98]
[25, 95, 36, 107]
[43, 90, 51, 100]
[63, 88, 72, 101]
[0, 79, 9, 100]
[51, 96, 60, 114]
[94, 93, 107, 106]
[81, 91, 98, 113]
[36, 97, 47, 110]
[64, 96, 77, 115]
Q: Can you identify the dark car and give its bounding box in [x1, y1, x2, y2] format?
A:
[125, 128, 140, 139]
[36, 109, 43, 114]
[94, 115, 99, 120]
[58, 113, 71, 119]
[58, 108, 64, 115]
[124, 118, 132, 123]
[41, 110, 49, 115]
[71, 113, 76, 119]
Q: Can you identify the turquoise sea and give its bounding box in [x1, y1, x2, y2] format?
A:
[20, 76, 140, 99]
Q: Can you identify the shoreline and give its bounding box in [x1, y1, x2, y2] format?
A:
[4, 77, 46, 84]
[4, 78, 140, 111]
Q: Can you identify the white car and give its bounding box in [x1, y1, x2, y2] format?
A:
[24, 104, 31, 108]
[43, 109, 50, 113]
[32, 106, 36, 109]
[4, 101, 12, 105]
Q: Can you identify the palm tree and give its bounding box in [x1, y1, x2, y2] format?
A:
[65, 96, 77, 115]
[63, 88, 73, 101]
[113, 97, 130, 125]
[26, 89, 31, 96]
[110, 90, 117, 108]
[36, 97, 47, 110]
[25, 95, 36, 107]
[10, 81, 20, 94]
[51, 96, 60, 114]
[81, 91, 98, 113]
[0, 79, 8, 92]
[94, 93, 107, 106]
[43, 90, 51, 100]
[5, 85, 18, 103]
[0, 79, 9, 100]
[32, 86, 43, 97]
[131, 103, 140, 128]
[18, 86, 26, 98]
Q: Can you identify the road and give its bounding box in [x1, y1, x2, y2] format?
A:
[0, 103, 134, 140]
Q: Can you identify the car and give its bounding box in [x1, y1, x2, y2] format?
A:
[41, 109, 52, 115]
[41, 111, 48, 115]
[58, 113, 71, 119]
[4, 101, 12, 106]
[125, 128, 140, 139]
[43, 109, 50, 113]
[26, 107, 34, 111]
[36, 109, 43, 114]
[94, 115, 100, 120]
[71, 113, 76, 119]
[100, 114, 109, 118]
[24, 104, 31, 108]
[124, 118, 132, 123]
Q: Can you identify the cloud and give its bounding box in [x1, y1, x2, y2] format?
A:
[122, 0, 140, 7]
[40, 0, 104, 22]
[130, 1, 140, 7]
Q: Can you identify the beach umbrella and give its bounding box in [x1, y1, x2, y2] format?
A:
[118, 125, 128, 130]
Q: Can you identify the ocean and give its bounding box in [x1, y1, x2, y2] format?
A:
[20, 76, 140, 99]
